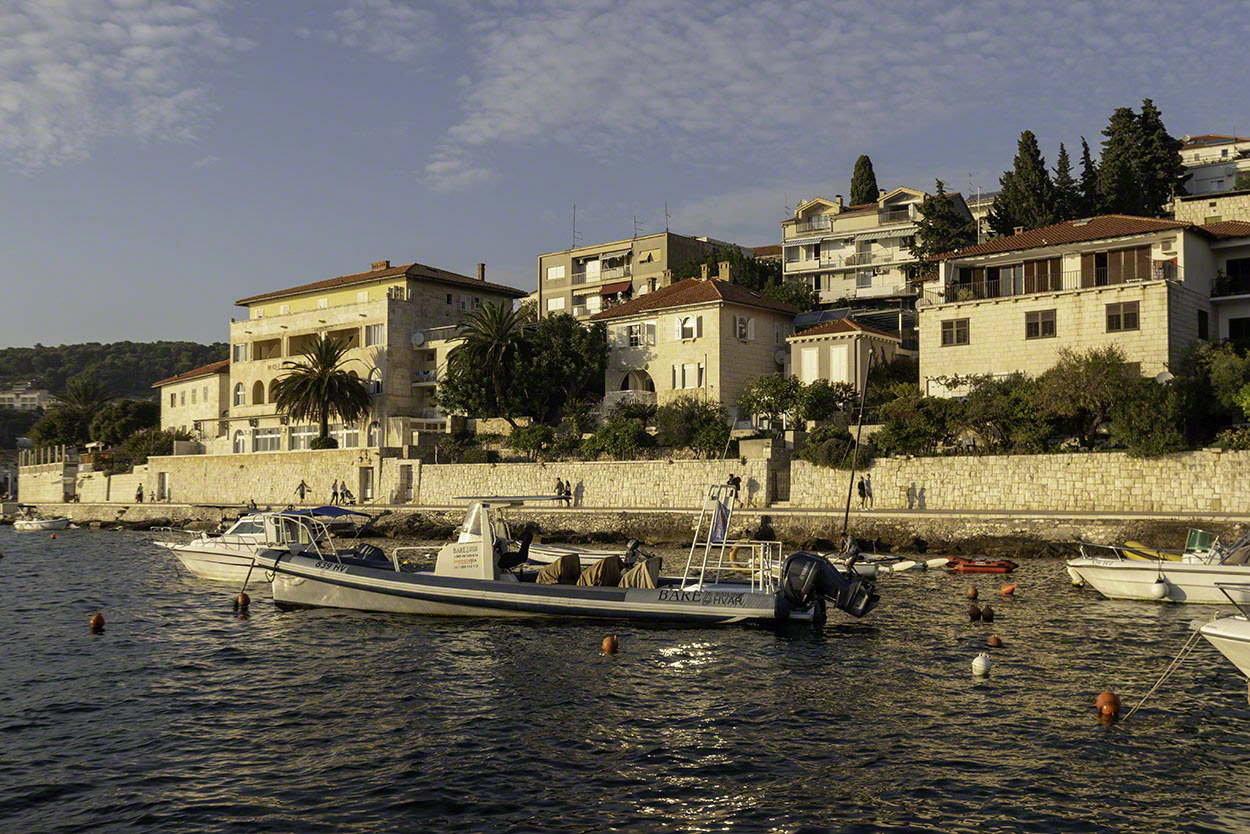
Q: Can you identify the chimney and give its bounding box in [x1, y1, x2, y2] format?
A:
[371, 260, 390, 271]
[716, 260, 730, 282]
[1013, 226, 1024, 235]
[700, 263, 710, 281]
[878, 188, 886, 199]
[834, 195, 843, 213]
[477, 263, 486, 281]
[662, 269, 673, 287]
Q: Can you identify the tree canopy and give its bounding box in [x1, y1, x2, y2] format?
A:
[672, 247, 817, 311]
[271, 335, 373, 446]
[88, 399, 160, 446]
[850, 155, 879, 205]
[988, 130, 1056, 236]
[0, 341, 226, 397]
[909, 179, 977, 272]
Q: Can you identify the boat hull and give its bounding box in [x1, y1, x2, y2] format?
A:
[1200, 617, 1250, 677]
[1066, 558, 1250, 604]
[13, 518, 70, 531]
[269, 554, 809, 624]
[159, 542, 264, 584]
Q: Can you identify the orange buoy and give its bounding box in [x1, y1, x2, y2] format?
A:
[968, 604, 982, 622]
[1095, 690, 1121, 718]
[235, 592, 250, 610]
[50, 533, 56, 540]
[602, 634, 618, 654]
[987, 634, 1003, 648]
[967, 587, 978, 600]
[89, 613, 105, 633]
[1001, 583, 1017, 596]
[981, 604, 995, 623]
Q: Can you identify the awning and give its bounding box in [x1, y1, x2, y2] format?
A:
[784, 235, 831, 247]
[600, 280, 632, 295]
[854, 226, 916, 241]
[598, 249, 632, 260]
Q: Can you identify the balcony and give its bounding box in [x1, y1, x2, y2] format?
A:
[792, 217, 831, 235]
[1213, 274, 1250, 298]
[919, 264, 1181, 306]
[855, 283, 913, 299]
[878, 208, 912, 224]
[602, 389, 657, 410]
[572, 264, 632, 285]
[412, 369, 437, 386]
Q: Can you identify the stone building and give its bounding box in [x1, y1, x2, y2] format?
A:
[589, 262, 797, 423]
[152, 360, 230, 438]
[536, 231, 745, 321]
[0, 381, 53, 411]
[787, 318, 903, 391]
[1180, 134, 1250, 195]
[916, 214, 1250, 395]
[1173, 190, 1250, 226]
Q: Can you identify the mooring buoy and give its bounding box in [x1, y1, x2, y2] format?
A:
[1096, 690, 1121, 718]
[968, 604, 982, 621]
[967, 586, 978, 600]
[235, 592, 250, 610]
[987, 634, 1003, 648]
[89, 612, 105, 633]
[602, 634, 618, 654]
[972, 653, 991, 676]
[981, 604, 995, 623]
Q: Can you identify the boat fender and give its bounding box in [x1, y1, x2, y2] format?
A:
[1149, 578, 1169, 600]
[773, 592, 792, 623]
[972, 653, 991, 676]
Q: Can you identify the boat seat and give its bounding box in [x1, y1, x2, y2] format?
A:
[498, 530, 533, 572]
[620, 556, 662, 589]
[577, 555, 623, 587]
[1224, 545, 1250, 566]
[536, 552, 580, 585]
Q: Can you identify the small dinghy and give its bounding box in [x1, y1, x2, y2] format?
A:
[946, 556, 1018, 574]
[12, 511, 70, 532]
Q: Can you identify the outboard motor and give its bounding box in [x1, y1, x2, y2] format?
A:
[776, 551, 879, 622]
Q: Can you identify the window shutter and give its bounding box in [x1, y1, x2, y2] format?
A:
[1047, 257, 1061, 291]
[674, 318, 682, 340]
[972, 268, 986, 297]
[696, 315, 703, 338]
[1081, 254, 1095, 288]
[671, 365, 678, 389]
[646, 323, 656, 345]
[747, 319, 755, 340]
[1107, 250, 1123, 285]
[1135, 246, 1150, 281]
[1023, 260, 1037, 294]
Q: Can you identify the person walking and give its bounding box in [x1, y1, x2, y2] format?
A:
[135, 483, 144, 503]
[331, 479, 339, 506]
[561, 479, 572, 507]
[864, 473, 874, 509]
[554, 477, 565, 506]
[726, 473, 742, 497]
[295, 479, 309, 503]
[856, 476, 866, 509]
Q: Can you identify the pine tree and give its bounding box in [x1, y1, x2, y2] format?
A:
[849, 155, 879, 205]
[909, 179, 977, 274]
[1136, 98, 1188, 215]
[1052, 143, 1082, 222]
[1079, 137, 1098, 215]
[987, 130, 1056, 236]
[1097, 107, 1142, 215]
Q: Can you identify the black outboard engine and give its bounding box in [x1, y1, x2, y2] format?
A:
[776, 551, 879, 623]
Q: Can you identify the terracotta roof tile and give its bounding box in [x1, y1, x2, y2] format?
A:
[752, 244, 782, 257]
[152, 359, 230, 389]
[587, 277, 798, 321]
[1203, 220, 1250, 239]
[1181, 134, 1250, 149]
[235, 261, 527, 306]
[938, 215, 1197, 261]
[791, 318, 898, 340]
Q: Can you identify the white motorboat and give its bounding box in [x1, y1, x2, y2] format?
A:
[12, 515, 70, 532]
[1198, 584, 1250, 677]
[1067, 529, 1250, 604]
[155, 506, 376, 584]
[265, 490, 880, 625]
[449, 497, 640, 568]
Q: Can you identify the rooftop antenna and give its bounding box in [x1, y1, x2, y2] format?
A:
[571, 204, 582, 250]
[664, 202, 670, 233]
[633, 215, 645, 239]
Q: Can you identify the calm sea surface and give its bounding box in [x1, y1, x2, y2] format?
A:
[3, 528, 1250, 833]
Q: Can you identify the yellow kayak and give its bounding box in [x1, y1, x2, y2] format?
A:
[1122, 541, 1183, 562]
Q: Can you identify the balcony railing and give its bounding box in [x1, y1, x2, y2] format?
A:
[602, 389, 657, 410]
[793, 217, 831, 234]
[572, 264, 632, 285]
[1213, 275, 1250, 298]
[878, 208, 912, 223]
[919, 264, 1181, 306]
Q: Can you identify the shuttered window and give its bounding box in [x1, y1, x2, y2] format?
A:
[1106, 301, 1140, 332]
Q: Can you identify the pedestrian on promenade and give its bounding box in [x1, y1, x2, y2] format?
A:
[561, 479, 572, 507]
[864, 474, 874, 509]
[331, 479, 339, 506]
[296, 479, 309, 503]
[554, 477, 565, 506]
[856, 476, 866, 509]
[726, 473, 742, 497]
[135, 483, 144, 503]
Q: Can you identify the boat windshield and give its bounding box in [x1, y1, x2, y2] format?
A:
[226, 517, 266, 536]
[461, 505, 482, 538]
[274, 516, 316, 546]
[1186, 529, 1217, 553]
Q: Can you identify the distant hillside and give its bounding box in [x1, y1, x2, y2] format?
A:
[0, 341, 228, 399]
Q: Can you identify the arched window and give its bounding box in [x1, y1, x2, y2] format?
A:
[251, 380, 264, 405]
[233, 383, 245, 406]
[233, 431, 246, 454]
[268, 380, 279, 404]
[368, 367, 382, 395]
[676, 315, 701, 340]
[367, 421, 380, 447]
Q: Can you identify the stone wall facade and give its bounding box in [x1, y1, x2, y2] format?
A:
[790, 450, 1250, 514]
[16, 462, 75, 503]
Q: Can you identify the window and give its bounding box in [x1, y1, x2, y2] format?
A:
[279, 304, 290, 315]
[318, 298, 329, 309]
[546, 265, 566, 281]
[546, 297, 566, 312]
[473, 296, 482, 308]
[941, 318, 969, 346]
[1025, 309, 1057, 340]
[800, 347, 819, 382]
[624, 323, 655, 347]
[1106, 301, 1140, 332]
[856, 271, 872, 289]
[233, 431, 246, 454]
[254, 309, 264, 318]
[232, 343, 248, 362]
[1199, 310, 1210, 340]
[368, 368, 383, 395]
[190, 389, 196, 404]
[677, 315, 701, 340]
[169, 393, 176, 407]
[365, 324, 384, 346]
[1229, 317, 1250, 345]
[735, 316, 755, 340]
[333, 423, 359, 448]
[252, 428, 281, 452]
[446, 293, 453, 305]
[289, 425, 316, 450]
[203, 386, 208, 402]
[638, 249, 659, 264]
[357, 291, 369, 303]
[459, 295, 469, 311]
[251, 380, 264, 404]
[1228, 258, 1250, 282]
[233, 383, 245, 406]
[367, 421, 380, 446]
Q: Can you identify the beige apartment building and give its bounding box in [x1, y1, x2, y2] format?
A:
[788, 318, 902, 391]
[916, 215, 1250, 395]
[1174, 190, 1250, 226]
[1180, 134, 1250, 195]
[0, 382, 53, 411]
[158, 259, 525, 468]
[152, 360, 230, 438]
[589, 262, 797, 424]
[781, 186, 973, 309]
[537, 232, 743, 321]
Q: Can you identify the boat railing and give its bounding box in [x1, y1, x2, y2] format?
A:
[1075, 541, 1135, 561]
[680, 484, 780, 593]
[1215, 583, 1250, 618]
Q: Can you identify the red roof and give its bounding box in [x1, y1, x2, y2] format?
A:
[235, 261, 527, 306]
[151, 359, 230, 389]
[939, 215, 1197, 261]
[587, 277, 798, 321]
[1203, 220, 1250, 239]
[791, 318, 898, 340]
[752, 244, 782, 257]
[1181, 134, 1250, 149]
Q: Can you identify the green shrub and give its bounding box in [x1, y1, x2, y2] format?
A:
[507, 424, 556, 461]
[655, 395, 728, 456]
[1217, 427, 1250, 450]
[552, 432, 583, 459]
[582, 417, 654, 460]
[310, 435, 338, 450]
[1110, 378, 1189, 458]
[462, 448, 500, 463]
[797, 424, 874, 469]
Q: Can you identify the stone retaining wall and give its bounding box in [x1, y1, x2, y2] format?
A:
[16, 462, 75, 503]
[790, 450, 1250, 514]
[142, 449, 376, 506]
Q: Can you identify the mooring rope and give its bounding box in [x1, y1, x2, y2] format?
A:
[1123, 626, 1207, 721]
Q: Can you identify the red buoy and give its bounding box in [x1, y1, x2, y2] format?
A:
[987, 634, 1003, 648]
[967, 587, 978, 600]
[235, 592, 250, 610]
[89, 613, 105, 633]
[602, 634, 618, 654]
[1095, 690, 1121, 718]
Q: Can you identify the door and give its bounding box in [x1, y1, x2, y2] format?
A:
[156, 472, 169, 502]
[360, 467, 374, 502]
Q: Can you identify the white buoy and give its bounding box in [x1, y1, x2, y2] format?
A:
[926, 557, 949, 569]
[972, 652, 991, 676]
[891, 560, 918, 573]
[1149, 578, 1169, 600]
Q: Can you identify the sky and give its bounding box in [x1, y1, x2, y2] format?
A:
[1, 0, 1248, 348]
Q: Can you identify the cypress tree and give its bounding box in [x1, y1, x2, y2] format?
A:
[1079, 137, 1098, 215]
[1097, 107, 1141, 215]
[910, 179, 977, 273]
[987, 130, 1056, 236]
[1136, 98, 1188, 215]
[1052, 143, 1082, 221]
[849, 155, 879, 205]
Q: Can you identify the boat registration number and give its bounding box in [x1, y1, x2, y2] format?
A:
[314, 561, 350, 573]
[657, 589, 746, 607]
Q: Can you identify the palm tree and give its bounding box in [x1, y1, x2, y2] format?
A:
[272, 335, 373, 448]
[54, 375, 115, 414]
[451, 301, 524, 426]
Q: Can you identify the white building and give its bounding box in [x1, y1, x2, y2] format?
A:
[1180, 134, 1250, 195]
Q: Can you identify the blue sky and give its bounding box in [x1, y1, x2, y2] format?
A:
[2, 0, 1248, 348]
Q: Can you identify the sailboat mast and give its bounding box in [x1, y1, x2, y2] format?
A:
[841, 350, 874, 537]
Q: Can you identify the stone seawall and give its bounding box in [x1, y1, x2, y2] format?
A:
[790, 450, 1250, 514]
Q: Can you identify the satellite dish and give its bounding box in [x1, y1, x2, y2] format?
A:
[774, 349, 788, 365]
[1155, 371, 1174, 384]
[411, 331, 426, 347]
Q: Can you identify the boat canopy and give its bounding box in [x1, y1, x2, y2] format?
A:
[281, 505, 372, 520]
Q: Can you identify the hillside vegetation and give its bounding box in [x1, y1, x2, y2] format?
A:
[0, 341, 227, 399]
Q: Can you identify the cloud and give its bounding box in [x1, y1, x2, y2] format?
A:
[298, 0, 437, 63]
[427, 0, 1250, 191]
[423, 147, 491, 192]
[0, 0, 248, 171]
[191, 154, 219, 168]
